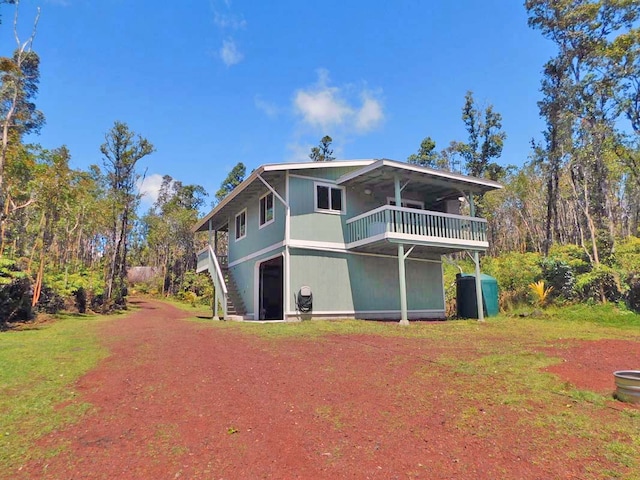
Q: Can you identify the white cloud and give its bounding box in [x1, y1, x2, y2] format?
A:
[254, 95, 279, 118]
[220, 38, 243, 66]
[293, 69, 384, 133]
[356, 92, 384, 132]
[137, 173, 165, 205]
[213, 11, 246, 29]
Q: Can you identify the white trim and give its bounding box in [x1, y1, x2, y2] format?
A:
[288, 239, 442, 263]
[314, 181, 345, 215]
[386, 196, 424, 209]
[285, 171, 291, 315]
[288, 309, 445, 315]
[234, 208, 247, 242]
[289, 173, 337, 184]
[345, 232, 488, 250]
[335, 158, 503, 191]
[228, 241, 285, 267]
[262, 159, 373, 172]
[258, 191, 275, 229]
[253, 252, 285, 321]
[346, 205, 487, 225]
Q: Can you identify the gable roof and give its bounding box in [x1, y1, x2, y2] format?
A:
[193, 160, 375, 232]
[193, 159, 503, 232]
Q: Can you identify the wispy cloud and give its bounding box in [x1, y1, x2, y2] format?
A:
[213, 11, 246, 30]
[254, 95, 279, 118]
[220, 38, 243, 66]
[293, 69, 384, 133]
[211, 0, 246, 67]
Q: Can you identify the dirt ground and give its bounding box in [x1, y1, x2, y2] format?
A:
[13, 299, 640, 479]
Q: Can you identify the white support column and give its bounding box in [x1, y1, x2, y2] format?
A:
[284, 171, 291, 321]
[469, 192, 485, 322]
[395, 174, 409, 326]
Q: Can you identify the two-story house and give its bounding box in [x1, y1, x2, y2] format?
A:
[194, 159, 501, 323]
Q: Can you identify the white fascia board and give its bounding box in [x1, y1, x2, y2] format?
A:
[261, 159, 374, 172]
[336, 158, 503, 191]
[193, 166, 266, 233]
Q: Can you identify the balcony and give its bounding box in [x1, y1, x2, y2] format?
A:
[345, 205, 488, 252]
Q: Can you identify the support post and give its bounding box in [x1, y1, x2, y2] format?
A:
[395, 174, 409, 325]
[469, 192, 485, 322]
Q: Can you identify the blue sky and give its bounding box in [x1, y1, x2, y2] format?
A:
[4, 0, 555, 208]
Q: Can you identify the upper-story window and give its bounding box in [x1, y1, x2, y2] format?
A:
[235, 209, 247, 241]
[259, 192, 274, 228]
[387, 197, 424, 209]
[315, 182, 345, 214]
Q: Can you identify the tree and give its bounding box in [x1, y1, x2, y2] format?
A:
[309, 135, 335, 162]
[215, 162, 245, 204]
[455, 91, 506, 180]
[407, 137, 439, 167]
[141, 175, 207, 295]
[0, 2, 43, 238]
[101, 121, 154, 305]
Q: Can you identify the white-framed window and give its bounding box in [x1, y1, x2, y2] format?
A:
[234, 209, 247, 241]
[315, 182, 345, 214]
[387, 197, 424, 209]
[259, 192, 275, 228]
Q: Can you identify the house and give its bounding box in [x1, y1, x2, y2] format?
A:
[193, 159, 502, 323]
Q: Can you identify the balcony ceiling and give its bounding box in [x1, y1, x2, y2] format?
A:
[336, 159, 502, 203]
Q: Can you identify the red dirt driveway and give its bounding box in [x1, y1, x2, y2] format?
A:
[14, 299, 639, 479]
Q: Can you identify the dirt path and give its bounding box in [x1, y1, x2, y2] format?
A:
[14, 299, 639, 479]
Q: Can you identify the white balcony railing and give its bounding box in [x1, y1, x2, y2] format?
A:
[346, 205, 488, 247]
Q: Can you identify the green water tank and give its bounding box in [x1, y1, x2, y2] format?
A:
[456, 273, 499, 318]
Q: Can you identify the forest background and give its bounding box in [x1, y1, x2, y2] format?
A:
[1, 0, 640, 326]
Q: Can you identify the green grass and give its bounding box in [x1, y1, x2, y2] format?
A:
[0, 313, 110, 472]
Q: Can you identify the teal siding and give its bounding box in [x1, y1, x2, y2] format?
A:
[289, 249, 444, 315]
[289, 175, 346, 243]
[293, 166, 359, 181]
[229, 247, 285, 316]
[228, 179, 285, 264]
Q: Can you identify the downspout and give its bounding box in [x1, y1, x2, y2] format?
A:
[469, 192, 485, 322]
[395, 174, 409, 326]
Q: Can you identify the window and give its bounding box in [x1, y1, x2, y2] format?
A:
[235, 209, 247, 241]
[315, 182, 344, 214]
[259, 192, 275, 228]
[387, 197, 424, 209]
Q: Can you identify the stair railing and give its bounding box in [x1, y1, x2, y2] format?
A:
[208, 245, 228, 318]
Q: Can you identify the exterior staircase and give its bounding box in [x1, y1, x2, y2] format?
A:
[220, 265, 246, 318]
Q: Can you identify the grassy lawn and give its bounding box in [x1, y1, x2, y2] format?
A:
[0, 313, 110, 472]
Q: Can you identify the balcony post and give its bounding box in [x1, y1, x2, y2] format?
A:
[395, 174, 409, 326]
[469, 192, 485, 322]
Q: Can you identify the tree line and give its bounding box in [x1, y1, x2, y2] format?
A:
[1, 0, 640, 326]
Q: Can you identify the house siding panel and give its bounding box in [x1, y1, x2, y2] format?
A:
[228, 179, 286, 264]
[288, 249, 444, 317]
[229, 247, 285, 317]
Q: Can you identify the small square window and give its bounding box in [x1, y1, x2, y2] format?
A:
[259, 192, 274, 227]
[315, 182, 344, 214]
[235, 209, 246, 241]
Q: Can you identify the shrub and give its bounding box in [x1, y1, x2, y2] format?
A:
[547, 244, 591, 275]
[0, 277, 33, 325]
[626, 273, 640, 313]
[529, 280, 554, 307]
[575, 266, 623, 303]
[74, 287, 87, 313]
[540, 257, 575, 300]
[482, 252, 542, 303]
[35, 285, 65, 314]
